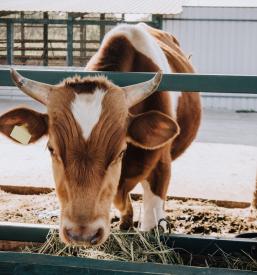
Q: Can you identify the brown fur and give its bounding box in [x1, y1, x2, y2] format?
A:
[0, 108, 48, 143]
[86, 26, 201, 228]
[143, 24, 201, 160]
[47, 79, 129, 245]
[62, 75, 110, 93]
[0, 24, 201, 243]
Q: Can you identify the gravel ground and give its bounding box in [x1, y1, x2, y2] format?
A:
[1, 190, 256, 237]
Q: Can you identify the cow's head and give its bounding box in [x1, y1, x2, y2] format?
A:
[0, 69, 179, 246]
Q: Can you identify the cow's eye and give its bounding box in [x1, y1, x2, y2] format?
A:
[47, 144, 55, 155]
[108, 149, 126, 167]
[118, 150, 126, 159]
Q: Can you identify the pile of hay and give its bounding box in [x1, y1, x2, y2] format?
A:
[24, 228, 184, 265]
[23, 228, 257, 270]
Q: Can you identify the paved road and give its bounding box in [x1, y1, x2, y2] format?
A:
[197, 109, 257, 146]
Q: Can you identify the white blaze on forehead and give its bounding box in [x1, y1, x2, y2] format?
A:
[141, 180, 165, 231]
[71, 88, 105, 139]
[103, 23, 180, 117]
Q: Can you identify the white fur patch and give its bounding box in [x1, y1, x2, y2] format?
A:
[71, 89, 105, 139]
[103, 23, 180, 117]
[104, 23, 170, 74]
[141, 180, 165, 231]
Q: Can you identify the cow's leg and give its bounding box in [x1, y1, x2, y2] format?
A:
[114, 179, 138, 230]
[141, 160, 171, 231]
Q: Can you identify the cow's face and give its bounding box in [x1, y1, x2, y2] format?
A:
[47, 79, 128, 245]
[0, 69, 179, 246]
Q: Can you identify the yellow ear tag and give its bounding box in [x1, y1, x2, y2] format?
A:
[10, 125, 32, 145]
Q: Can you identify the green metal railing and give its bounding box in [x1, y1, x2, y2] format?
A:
[1, 251, 252, 274]
[0, 68, 257, 94]
[0, 68, 257, 274]
[0, 222, 256, 255]
[0, 222, 256, 274]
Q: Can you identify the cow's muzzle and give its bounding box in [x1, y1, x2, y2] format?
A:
[60, 217, 108, 246]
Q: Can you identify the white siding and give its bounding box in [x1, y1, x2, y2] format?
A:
[182, 0, 257, 8]
[201, 93, 257, 111]
[163, 6, 257, 110]
[163, 7, 257, 75]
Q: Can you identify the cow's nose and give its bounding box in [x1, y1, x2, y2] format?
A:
[64, 226, 104, 245]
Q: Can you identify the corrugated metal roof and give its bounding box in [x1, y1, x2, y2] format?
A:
[182, 0, 257, 8]
[0, 0, 182, 14]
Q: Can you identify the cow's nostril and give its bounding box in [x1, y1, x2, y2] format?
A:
[64, 227, 75, 240]
[90, 227, 104, 245]
[64, 227, 83, 241]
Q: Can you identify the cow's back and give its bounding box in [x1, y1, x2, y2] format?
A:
[86, 23, 201, 160]
[140, 23, 202, 160]
[86, 24, 173, 116]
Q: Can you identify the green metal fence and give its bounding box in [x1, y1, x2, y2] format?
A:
[0, 222, 256, 274]
[0, 68, 257, 94]
[0, 14, 162, 66]
[0, 68, 257, 273]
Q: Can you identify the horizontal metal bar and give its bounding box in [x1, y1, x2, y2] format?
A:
[0, 39, 99, 43]
[202, 94, 257, 99]
[0, 18, 65, 25]
[162, 234, 257, 257]
[0, 56, 93, 61]
[0, 222, 256, 271]
[0, 68, 257, 94]
[0, 48, 97, 51]
[0, 222, 55, 243]
[164, 18, 257, 22]
[0, 251, 250, 275]
[0, 18, 149, 25]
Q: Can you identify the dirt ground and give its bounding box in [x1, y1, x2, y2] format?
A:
[0, 189, 256, 237]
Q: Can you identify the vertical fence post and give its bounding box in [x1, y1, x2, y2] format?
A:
[21, 12, 25, 64]
[67, 13, 73, 66]
[7, 20, 14, 65]
[43, 12, 48, 66]
[80, 17, 87, 66]
[100, 14, 105, 43]
[152, 15, 163, 29]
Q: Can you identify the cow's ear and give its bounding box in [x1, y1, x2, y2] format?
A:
[127, 111, 180, 150]
[0, 108, 48, 144]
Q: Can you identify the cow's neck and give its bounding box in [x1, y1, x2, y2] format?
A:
[85, 37, 171, 116]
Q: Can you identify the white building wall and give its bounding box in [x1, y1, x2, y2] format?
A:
[163, 6, 257, 110]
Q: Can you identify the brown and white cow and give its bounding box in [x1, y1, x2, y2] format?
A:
[0, 23, 201, 246]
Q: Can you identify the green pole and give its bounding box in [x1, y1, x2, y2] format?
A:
[100, 14, 105, 43]
[7, 21, 14, 65]
[67, 13, 73, 66]
[43, 12, 48, 66]
[152, 15, 163, 29]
